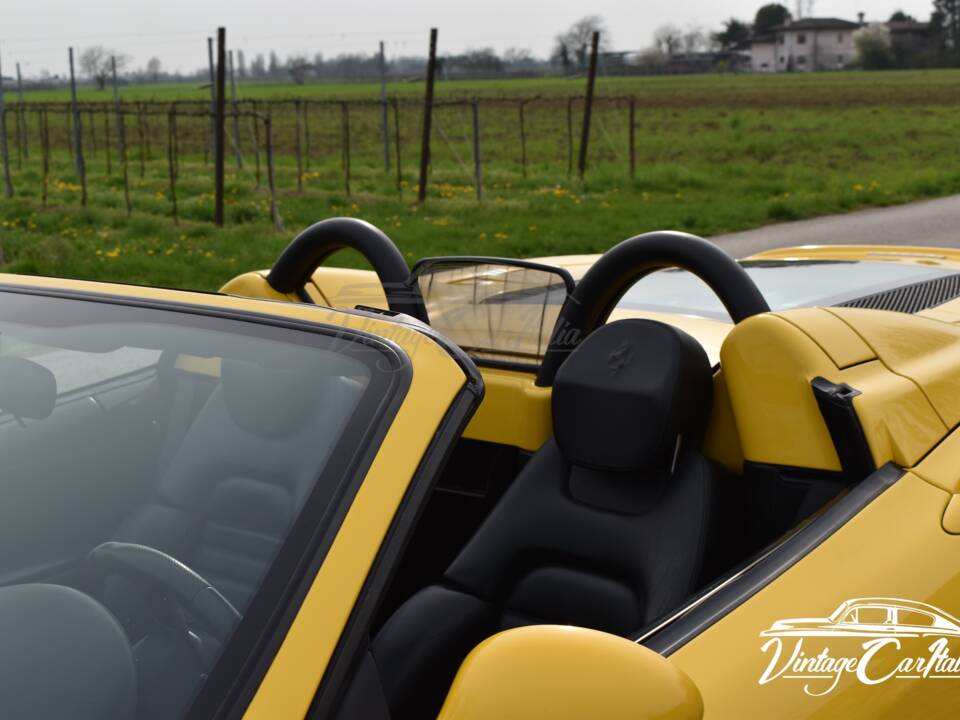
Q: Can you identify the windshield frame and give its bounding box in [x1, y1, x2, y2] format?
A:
[0, 284, 414, 720]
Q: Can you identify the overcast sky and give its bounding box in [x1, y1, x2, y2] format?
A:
[3, 0, 936, 77]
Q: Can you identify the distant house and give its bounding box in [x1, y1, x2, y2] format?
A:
[770, 18, 861, 71]
[749, 34, 777, 72]
[886, 20, 930, 41]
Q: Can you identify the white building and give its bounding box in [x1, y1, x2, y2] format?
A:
[750, 34, 778, 72]
[751, 18, 861, 72]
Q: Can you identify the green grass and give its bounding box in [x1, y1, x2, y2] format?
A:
[2, 70, 960, 292]
[19, 68, 960, 104]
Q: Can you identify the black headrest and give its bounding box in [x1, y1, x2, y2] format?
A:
[221, 357, 322, 438]
[0, 357, 57, 420]
[552, 319, 713, 473]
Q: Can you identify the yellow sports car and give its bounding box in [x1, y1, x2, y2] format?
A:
[3, 216, 960, 719]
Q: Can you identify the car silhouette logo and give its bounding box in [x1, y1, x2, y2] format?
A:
[761, 597, 960, 639]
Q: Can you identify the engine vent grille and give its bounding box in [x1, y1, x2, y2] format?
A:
[836, 273, 960, 314]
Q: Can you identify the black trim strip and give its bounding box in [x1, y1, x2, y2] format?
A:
[640, 463, 903, 656]
[307, 369, 484, 718]
[811, 377, 876, 481]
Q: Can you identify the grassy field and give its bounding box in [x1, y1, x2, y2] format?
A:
[2, 69, 960, 292]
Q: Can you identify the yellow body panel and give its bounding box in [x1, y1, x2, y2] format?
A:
[824, 307, 960, 429]
[671, 471, 960, 719]
[462, 367, 552, 452]
[438, 626, 702, 720]
[721, 309, 954, 471]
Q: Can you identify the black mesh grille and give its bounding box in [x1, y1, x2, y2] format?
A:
[836, 273, 960, 314]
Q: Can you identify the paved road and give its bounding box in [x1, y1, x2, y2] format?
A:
[711, 194, 960, 258]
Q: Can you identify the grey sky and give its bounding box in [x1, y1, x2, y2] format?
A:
[4, 0, 935, 77]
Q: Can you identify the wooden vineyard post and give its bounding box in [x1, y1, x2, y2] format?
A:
[417, 28, 438, 204]
[228, 49, 242, 169]
[577, 31, 599, 180]
[16, 62, 27, 161]
[112, 56, 131, 214]
[0, 51, 13, 198]
[250, 111, 261, 189]
[214, 27, 226, 227]
[379, 40, 390, 171]
[68, 47, 87, 206]
[265, 111, 282, 230]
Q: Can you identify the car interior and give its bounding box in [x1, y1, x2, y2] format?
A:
[229, 219, 884, 719]
[0, 299, 379, 719]
[2, 217, 941, 719]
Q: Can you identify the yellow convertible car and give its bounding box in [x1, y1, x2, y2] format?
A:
[3, 217, 960, 719]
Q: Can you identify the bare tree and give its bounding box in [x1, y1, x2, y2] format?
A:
[287, 55, 311, 84]
[145, 57, 162, 83]
[654, 25, 683, 56]
[551, 15, 610, 71]
[80, 46, 129, 90]
[681, 26, 712, 53]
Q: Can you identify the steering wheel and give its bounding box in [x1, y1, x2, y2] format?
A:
[89, 542, 240, 647]
[537, 231, 770, 386]
[265, 217, 427, 321]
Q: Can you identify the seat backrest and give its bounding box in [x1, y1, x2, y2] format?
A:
[373, 319, 720, 718]
[446, 319, 717, 632]
[114, 358, 362, 611]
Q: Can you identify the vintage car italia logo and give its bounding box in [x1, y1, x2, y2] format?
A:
[758, 598, 960, 695]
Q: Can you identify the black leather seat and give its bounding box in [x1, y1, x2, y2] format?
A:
[111, 357, 363, 612]
[372, 319, 720, 719]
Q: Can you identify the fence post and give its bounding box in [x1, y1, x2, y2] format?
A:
[472, 98, 483, 203]
[228, 49, 242, 169]
[628, 96, 636, 180]
[250, 111, 261, 188]
[16, 62, 27, 160]
[112, 56, 131, 214]
[341, 101, 351, 196]
[68, 47, 87, 206]
[295, 100, 303, 192]
[265, 111, 282, 230]
[207, 36, 217, 164]
[393, 98, 402, 198]
[417, 28, 438, 204]
[379, 40, 390, 171]
[167, 106, 178, 224]
[0, 51, 13, 198]
[577, 31, 600, 180]
[566, 97, 573, 176]
[214, 27, 226, 227]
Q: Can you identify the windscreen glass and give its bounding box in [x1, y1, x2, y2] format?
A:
[0, 292, 401, 718]
[417, 261, 570, 366]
